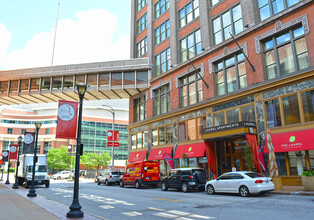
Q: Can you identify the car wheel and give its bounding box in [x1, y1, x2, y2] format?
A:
[239, 186, 250, 197]
[45, 182, 50, 188]
[135, 181, 141, 189]
[120, 180, 124, 188]
[207, 184, 215, 195]
[181, 182, 189, 193]
[97, 180, 101, 185]
[57, 176, 61, 180]
[161, 182, 168, 191]
[105, 179, 109, 186]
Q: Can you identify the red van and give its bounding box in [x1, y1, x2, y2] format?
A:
[119, 161, 160, 189]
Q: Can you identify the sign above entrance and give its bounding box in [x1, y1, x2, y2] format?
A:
[203, 121, 256, 134]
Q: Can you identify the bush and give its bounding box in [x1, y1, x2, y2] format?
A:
[302, 170, 314, 176]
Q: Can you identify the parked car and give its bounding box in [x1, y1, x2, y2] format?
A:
[120, 161, 160, 188]
[160, 168, 207, 193]
[205, 171, 274, 197]
[98, 170, 122, 186]
[53, 171, 71, 180]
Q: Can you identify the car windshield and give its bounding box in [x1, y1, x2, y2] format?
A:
[192, 169, 205, 174]
[111, 172, 121, 175]
[245, 172, 264, 178]
[28, 165, 47, 172]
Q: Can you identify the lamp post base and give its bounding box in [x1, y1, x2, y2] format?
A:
[12, 183, 19, 189]
[27, 188, 37, 197]
[5, 180, 10, 184]
[67, 210, 84, 218]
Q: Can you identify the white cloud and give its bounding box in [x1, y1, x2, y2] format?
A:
[0, 9, 130, 70]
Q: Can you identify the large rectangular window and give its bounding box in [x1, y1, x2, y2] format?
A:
[152, 129, 158, 146]
[282, 94, 301, 125]
[211, 0, 222, 7]
[154, 84, 171, 116]
[263, 26, 309, 80]
[179, 0, 199, 28]
[155, 48, 171, 77]
[179, 72, 203, 107]
[137, 37, 147, 58]
[134, 95, 146, 122]
[155, 20, 170, 45]
[302, 90, 314, 122]
[155, 0, 169, 19]
[166, 125, 173, 144]
[213, 4, 243, 45]
[215, 53, 247, 96]
[180, 30, 201, 62]
[265, 99, 282, 128]
[137, 0, 147, 12]
[137, 13, 147, 34]
[258, 0, 300, 21]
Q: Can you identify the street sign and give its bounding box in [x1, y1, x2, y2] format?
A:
[107, 142, 119, 147]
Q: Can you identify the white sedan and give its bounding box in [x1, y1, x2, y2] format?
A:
[205, 171, 274, 197]
[53, 171, 71, 180]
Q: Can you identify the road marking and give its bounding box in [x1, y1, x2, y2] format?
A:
[148, 207, 165, 211]
[176, 217, 194, 220]
[154, 212, 178, 218]
[54, 193, 62, 195]
[100, 205, 115, 209]
[63, 195, 71, 198]
[156, 198, 181, 202]
[122, 211, 143, 217]
[190, 214, 215, 219]
[168, 210, 190, 215]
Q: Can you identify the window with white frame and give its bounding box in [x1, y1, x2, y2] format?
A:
[215, 53, 247, 96]
[137, 13, 147, 34]
[179, 72, 203, 107]
[258, 0, 300, 21]
[153, 84, 171, 116]
[152, 125, 173, 146]
[155, 20, 170, 45]
[155, 0, 169, 19]
[213, 4, 243, 45]
[137, 37, 147, 57]
[211, 0, 223, 7]
[137, 0, 147, 12]
[134, 95, 146, 122]
[155, 48, 171, 77]
[180, 29, 201, 62]
[179, 0, 199, 28]
[263, 26, 309, 80]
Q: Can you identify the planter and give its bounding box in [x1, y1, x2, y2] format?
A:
[302, 176, 314, 191]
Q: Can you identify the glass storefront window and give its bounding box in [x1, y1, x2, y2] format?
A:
[227, 108, 239, 123]
[214, 112, 225, 126]
[288, 151, 306, 176]
[137, 132, 142, 148]
[221, 157, 231, 173]
[197, 117, 206, 139]
[178, 122, 186, 142]
[189, 158, 197, 167]
[152, 129, 158, 146]
[143, 131, 148, 148]
[131, 134, 136, 149]
[302, 90, 314, 122]
[241, 105, 255, 122]
[265, 99, 282, 127]
[179, 158, 188, 167]
[159, 127, 166, 145]
[309, 150, 314, 170]
[273, 152, 287, 176]
[166, 125, 173, 144]
[282, 94, 301, 125]
[187, 119, 196, 141]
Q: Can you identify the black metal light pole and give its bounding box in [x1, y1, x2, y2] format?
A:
[13, 136, 23, 189]
[67, 83, 86, 218]
[5, 159, 10, 184]
[27, 122, 42, 197]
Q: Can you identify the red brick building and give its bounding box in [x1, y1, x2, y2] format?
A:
[128, 0, 314, 185]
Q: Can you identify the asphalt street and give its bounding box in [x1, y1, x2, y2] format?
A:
[33, 180, 314, 220]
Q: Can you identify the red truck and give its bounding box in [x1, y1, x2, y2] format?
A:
[119, 161, 160, 189]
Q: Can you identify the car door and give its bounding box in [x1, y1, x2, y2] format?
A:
[215, 174, 232, 192]
[168, 170, 180, 187]
[227, 173, 244, 193]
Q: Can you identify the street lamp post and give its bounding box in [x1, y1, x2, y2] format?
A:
[13, 135, 23, 189]
[27, 122, 42, 197]
[67, 83, 86, 218]
[100, 105, 115, 170]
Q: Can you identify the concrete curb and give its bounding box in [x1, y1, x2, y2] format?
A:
[269, 191, 314, 196]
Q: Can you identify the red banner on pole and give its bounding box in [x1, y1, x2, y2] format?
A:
[9, 144, 18, 160]
[56, 100, 78, 139]
[108, 142, 119, 147]
[107, 130, 119, 141]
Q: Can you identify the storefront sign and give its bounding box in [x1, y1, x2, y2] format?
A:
[202, 121, 256, 134]
[128, 150, 148, 163]
[264, 129, 314, 153]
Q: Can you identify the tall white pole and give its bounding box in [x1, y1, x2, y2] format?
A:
[112, 111, 115, 170]
[51, 2, 60, 66]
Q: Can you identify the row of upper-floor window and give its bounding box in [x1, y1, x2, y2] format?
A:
[6, 128, 51, 134]
[136, 0, 302, 51]
[1, 120, 56, 124]
[134, 25, 310, 122]
[0, 71, 149, 93]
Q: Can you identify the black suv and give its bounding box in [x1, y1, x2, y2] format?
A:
[160, 168, 207, 193]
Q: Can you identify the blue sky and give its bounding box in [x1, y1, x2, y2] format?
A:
[0, 0, 131, 70]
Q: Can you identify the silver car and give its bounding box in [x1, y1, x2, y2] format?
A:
[205, 171, 274, 197]
[98, 171, 122, 186]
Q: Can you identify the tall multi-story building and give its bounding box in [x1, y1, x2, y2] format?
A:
[0, 100, 129, 163]
[128, 0, 314, 186]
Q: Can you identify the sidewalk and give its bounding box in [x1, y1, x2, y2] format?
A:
[0, 174, 102, 220]
[269, 185, 314, 196]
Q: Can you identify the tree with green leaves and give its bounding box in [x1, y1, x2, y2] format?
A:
[80, 152, 111, 176]
[47, 146, 72, 170]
